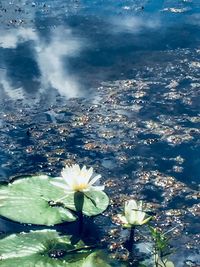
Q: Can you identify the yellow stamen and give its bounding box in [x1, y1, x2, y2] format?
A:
[73, 183, 89, 191]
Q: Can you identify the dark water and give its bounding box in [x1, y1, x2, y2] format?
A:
[0, 0, 200, 266]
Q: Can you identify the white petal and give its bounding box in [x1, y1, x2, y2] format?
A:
[127, 210, 137, 224]
[60, 165, 80, 189]
[138, 211, 146, 223]
[87, 167, 93, 179]
[73, 164, 80, 172]
[79, 167, 90, 184]
[83, 166, 93, 182]
[81, 165, 87, 172]
[124, 199, 147, 225]
[51, 181, 70, 190]
[61, 175, 75, 188]
[125, 200, 138, 214]
[56, 164, 103, 193]
[117, 215, 129, 225]
[88, 174, 101, 185]
[130, 200, 138, 210]
[61, 166, 71, 178]
[138, 201, 143, 211]
[91, 185, 105, 191]
[126, 200, 140, 213]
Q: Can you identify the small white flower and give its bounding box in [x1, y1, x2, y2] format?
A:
[117, 200, 151, 227]
[51, 164, 104, 192]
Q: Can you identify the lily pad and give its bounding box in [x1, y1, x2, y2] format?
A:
[0, 175, 109, 225]
[82, 250, 118, 267]
[58, 188, 110, 217]
[0, 230, 113, 267]
[0, 175, 77, 225]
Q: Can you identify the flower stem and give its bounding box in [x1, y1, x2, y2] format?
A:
[78, 211, 84, 235]
[127, 226, 135, 259]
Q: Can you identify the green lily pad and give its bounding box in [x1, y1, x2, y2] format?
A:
[0, 175, 109, 225]
[82, 250, 117, 267]
[83, 190, 109, 216]
[0, 230, 113, 267]
[58, 189, 109, 217]
[0, 175, 77, 225]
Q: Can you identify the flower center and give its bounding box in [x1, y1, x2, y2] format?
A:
[73, 183, 88, 191]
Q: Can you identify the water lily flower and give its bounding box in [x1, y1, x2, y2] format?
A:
[118, 200, 151, 227]
[51, 164, 104, 192]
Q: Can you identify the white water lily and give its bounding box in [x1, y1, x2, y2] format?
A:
[118, 200, 151, 227]
[51, 164, 104, 192]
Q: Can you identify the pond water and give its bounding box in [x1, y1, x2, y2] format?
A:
[0, 0, 200, 266]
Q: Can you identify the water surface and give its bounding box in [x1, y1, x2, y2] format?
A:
[0, 0, 200, 266]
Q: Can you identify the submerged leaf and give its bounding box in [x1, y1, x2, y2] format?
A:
[0, 230, 116, 267]
[82, 251, 115, 267]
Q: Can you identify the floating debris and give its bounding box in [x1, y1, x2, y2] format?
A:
[162, 7, 191, 13]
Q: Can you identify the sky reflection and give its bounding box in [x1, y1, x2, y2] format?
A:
[110, 15, 161, 34]
[35, 26, 84, 98]
[0, 0, 199, 103]
[0, 25, 84, 101]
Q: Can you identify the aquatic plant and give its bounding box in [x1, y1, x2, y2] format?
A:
[0, 230, 116, 267]
[149, 226, 175, 267]
[0, 166, 177, 266]
[50, 164, 108, 233]
[118, 200, 152, 227]
[0, 165, 109, 225]
[51, 164, 104, 193]
[116, 199, 152, 262]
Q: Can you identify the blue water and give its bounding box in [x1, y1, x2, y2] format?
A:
[0, 0, 200, 266]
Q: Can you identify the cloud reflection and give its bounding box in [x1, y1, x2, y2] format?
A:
[36, 27, 83, 98]
[0, 28, 37, 49]
[111, 16, 160, 33]
[0, 26, 84, 101]
[0, 70, 24, 102]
